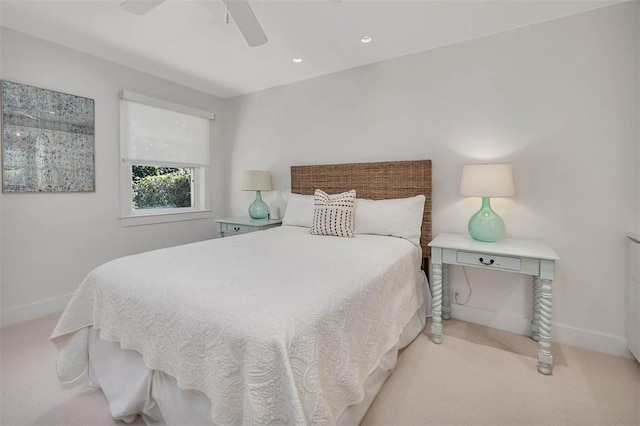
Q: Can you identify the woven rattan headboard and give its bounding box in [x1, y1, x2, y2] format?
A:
[290, 160, 432, 259]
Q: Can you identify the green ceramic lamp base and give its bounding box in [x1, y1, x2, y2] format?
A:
[248, 190, 269, 219]
[468, 197, 505, 242]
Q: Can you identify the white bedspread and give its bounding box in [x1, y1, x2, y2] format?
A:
[51, 226, 424, 425]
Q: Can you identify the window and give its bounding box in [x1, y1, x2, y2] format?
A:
[132, 165, 193, 210]
[119, 91, 214, 226]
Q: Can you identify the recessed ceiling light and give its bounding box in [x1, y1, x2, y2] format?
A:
[292, 57, 303, 63]
[360, 36, 373, 44]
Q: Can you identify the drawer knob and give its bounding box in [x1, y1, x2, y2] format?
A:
[234, 226, 240, 231]
[479, 257, 495, 266]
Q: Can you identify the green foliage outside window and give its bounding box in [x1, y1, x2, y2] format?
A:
[132, 165, 192, 210]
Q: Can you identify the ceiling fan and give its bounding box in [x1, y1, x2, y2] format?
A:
[119, 0, 268, 47]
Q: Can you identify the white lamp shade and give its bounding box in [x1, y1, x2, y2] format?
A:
[242, 170, 272, 191]
[460, 164, 515, 197]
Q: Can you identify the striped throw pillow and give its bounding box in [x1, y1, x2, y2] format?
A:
[310, 189, 356, 237]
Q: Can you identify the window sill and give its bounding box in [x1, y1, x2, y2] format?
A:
[120, 209, 211, 227]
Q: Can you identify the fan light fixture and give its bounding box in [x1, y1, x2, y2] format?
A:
[119, 0, 268, 47]
[119, 0, 165, 15]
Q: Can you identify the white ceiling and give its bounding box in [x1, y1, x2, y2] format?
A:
[1, 0, 623, 99]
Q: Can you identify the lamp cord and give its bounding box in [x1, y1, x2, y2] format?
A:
[454, 266, 472, 305]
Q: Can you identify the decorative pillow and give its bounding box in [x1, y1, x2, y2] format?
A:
[354, 195, 425, 246]
[282, 193, 315, 228]
[310, 189, 356, 237]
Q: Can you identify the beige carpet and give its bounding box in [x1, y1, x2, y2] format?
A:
[1, 313, 638, 426]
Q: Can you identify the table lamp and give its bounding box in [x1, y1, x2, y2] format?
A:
[459, 163, 515, 242]
[242, 170, 272, 219]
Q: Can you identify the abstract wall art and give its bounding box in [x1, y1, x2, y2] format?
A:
[1, 81, 95, 192]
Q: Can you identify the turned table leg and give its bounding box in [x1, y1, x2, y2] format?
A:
[531, 277, 541, 341]
[442, 264, 451, 320]
[536, 278, 554, 375]
[431, 262, 443, 344]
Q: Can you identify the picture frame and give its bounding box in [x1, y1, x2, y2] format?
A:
[1, 80, 95, 193]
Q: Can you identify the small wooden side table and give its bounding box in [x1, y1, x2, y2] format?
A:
[215, 216, 282, 237]
[428, 232, 559, 375]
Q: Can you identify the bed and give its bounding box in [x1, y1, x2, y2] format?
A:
[51, 159, 432, 425]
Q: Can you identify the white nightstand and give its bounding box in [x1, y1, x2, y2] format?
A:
[215, 216, 282, 237]
[428, 232, 559, 375]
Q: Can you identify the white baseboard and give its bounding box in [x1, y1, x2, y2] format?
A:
[1, 293, 72, 328]
[451, 304, 631, 359]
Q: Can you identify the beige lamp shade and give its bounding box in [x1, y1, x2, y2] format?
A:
[460, 164, 515, 197]
[242, 170, 272, 191]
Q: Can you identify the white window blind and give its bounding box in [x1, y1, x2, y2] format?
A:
[119, 91, 214, 226]
[121, 98, 211, 166]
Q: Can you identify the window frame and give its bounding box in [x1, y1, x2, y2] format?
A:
[119, 91, 214, 227]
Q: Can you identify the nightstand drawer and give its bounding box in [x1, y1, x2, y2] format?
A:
[223, 223, 251, 233]
[456, 251, 522, 271]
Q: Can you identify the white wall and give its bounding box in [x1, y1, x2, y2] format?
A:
[0, 4, 3, 325]
[225, 2, 639, 357]
[0, 28, 230, 326]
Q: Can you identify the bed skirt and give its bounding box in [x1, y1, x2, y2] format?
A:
[88, 296, 429, 425]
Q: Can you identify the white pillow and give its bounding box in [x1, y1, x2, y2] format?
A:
[282, 193, 315, 228]
[310, 189, 356, 237]
[354, 195, 425, 246]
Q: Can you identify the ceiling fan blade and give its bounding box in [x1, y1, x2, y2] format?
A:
[119, 0, 165, 15]
[224, 0, 268, 47]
